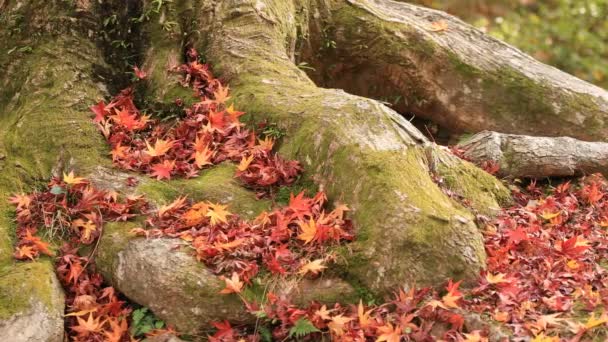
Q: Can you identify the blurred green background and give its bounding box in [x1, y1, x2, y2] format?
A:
[411, 0, 608, 90]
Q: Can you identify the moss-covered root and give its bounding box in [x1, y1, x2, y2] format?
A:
[304, 0, 608, 141]
[0, 2, 112, 337]
[0, 261, 65, 342]
[96, 223, 357, 335]
[141, 0, 199, 107]
[195, 0, 509, 295]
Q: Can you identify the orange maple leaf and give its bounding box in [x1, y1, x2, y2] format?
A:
[297, 218, 317, 244]
[328, 314, 352, 337]
[71, 313, 104, 337]
[376, 322, 402, 342]
[442, 279, 462, 308]
[9, 193, 31, 209]
[357, 300, 373, 328]
[145, 139, 175, 157]
[298, 259, 327, 276]
[237, 155, 254, 172]
[14, 245, 37, 260]
[158, 196, 187, 218]
[194, 147, 215, 168]
[213, 83, 230, 104]
[220, 272, 243, 294]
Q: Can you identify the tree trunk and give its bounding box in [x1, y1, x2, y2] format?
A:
[1, 0, 607, 338]
[302, 0, 608, 141]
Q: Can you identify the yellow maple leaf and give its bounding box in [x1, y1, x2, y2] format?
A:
[540, 211, 560, 220]
[206, 203, 231, 225]
[297, 218, 317, 244]
[485, 272, 508, 284]
[72, 219, 97, 242]
[257, 136, 274, 151]
[63, 171, 86, 185]
[584, 312, 608, 330]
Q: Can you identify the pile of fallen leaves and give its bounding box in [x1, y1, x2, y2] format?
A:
[10, 173, 160, 341]
[207, 175, 608, 341]
[11, 172, 146, 260]
[462, 175, 608, 340]
[91, 48, 301, 192]
[216, 277, 473, 341]
[132, 191, 353, 282]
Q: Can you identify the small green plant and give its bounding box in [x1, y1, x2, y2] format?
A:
[260, 123, 286, 140]
[288, 317, 320, 338]
[129, 307, 166, 337]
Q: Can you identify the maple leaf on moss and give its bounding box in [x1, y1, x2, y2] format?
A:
[90, 101, 107, 123]
[150, 160, 175, 180]
[194, 147, 215, 168]
[63, 171, 86, 185]
[226, 104, 245, 125]
[23, 230, 53, 256]
[9, 193, 31, 209]
[257, 136, 274, 151]
[213, 83, 230, 104]
[237, 155, 254, 172]
[298, 259, 327, 276]
[220, 272, 243, 294]
[158, 196, 187, 218]
[14, 245, 37, 260]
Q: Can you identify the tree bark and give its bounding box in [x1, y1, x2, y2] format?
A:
[302, 0, 608, 141]
[458, 131, 608, 178]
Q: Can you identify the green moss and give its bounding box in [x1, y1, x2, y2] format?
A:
[445, 50, 607, 139]
[137, 164, 271, 219]
[0, 261, 61, 319]
[437, 159, 511, 214]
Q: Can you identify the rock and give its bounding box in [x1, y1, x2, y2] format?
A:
[0, 261, 65, 342]
[143, 333, 187, 342]
[96, 222, 358, 334]
[97, 236, 248, 334]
